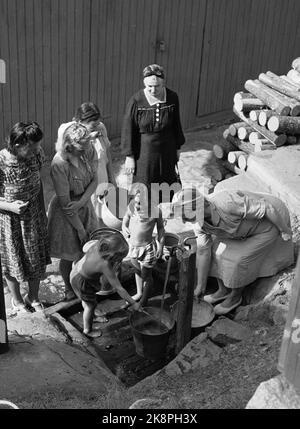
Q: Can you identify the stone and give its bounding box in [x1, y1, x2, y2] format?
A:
[129, 398, 164, 409]
[0, 336, 119, 401]
[164, 336, 222, 377]
[7, 312, 68, 342]
[246, 375, 300, 409]
[206, 317, 252, 346]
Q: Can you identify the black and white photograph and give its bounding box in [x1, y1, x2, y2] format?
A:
[0, 0, 300, 413]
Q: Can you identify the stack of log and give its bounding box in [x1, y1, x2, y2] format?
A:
[213, 57, 300, 180]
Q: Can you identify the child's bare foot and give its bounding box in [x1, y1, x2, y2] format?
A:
[83, 328, 102, 338]
[93, 316, 108, 323]
[131, 293, 142, 301]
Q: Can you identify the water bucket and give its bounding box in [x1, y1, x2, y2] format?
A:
[129, 306, 175, 360]
[98, 187, 129, 231]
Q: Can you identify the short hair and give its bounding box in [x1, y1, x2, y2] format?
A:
[7, 121, 43, 155]
[89, 229, 129, 266]
[143, 64, 165, 79]
[56, 122, 89, 154]
[74, 102, 101, 123]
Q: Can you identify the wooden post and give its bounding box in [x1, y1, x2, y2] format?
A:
[233, 107, 286, 147]
[228, 122, 247, 136]
[267, 115, 300, 134]
[287, 69, 300, 86]
[175, 248, 195, 354]
[258, 110, 276, 127]
[244, 79, 291, 116]
[258, 73, 300, 111]
[0, 260, 9, 354]
[278, 253, 300, 393]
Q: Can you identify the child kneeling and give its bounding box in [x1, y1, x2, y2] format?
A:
[70, 231, 140, 338]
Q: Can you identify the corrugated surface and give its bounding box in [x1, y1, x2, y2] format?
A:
[197, 0, 300, 117]
[1, 0, 300, 155]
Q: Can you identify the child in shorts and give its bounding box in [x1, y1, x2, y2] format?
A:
[122, 185, 165, 305]
[70, 230, 140, 338]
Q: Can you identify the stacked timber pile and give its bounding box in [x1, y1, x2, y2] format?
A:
[214, 57, 300, 180]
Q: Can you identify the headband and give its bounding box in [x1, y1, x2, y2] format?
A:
[143, 64, 165, 79]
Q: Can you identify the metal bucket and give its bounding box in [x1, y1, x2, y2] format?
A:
[98, 187, 129, 231]
[129, 306, 175, 360]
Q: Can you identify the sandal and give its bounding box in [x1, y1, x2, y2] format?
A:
[11, 298, 32, 314]
[24, 294, 44, 312]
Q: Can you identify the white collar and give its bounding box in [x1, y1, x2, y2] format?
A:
[143, 87, 166, 106]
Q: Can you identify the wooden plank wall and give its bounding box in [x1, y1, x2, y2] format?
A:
[197, 0, 300, 118]
[1, 0, 300, 155]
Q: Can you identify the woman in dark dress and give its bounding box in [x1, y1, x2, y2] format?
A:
[121, 64, 185, 200]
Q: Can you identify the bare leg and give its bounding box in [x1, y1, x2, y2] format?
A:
[59, 259, 76, 300]
[131, 258, 143, 301]
[5, 274, 23, 305]
[82, 300, 102, 338]
[140, 266, 154, 307]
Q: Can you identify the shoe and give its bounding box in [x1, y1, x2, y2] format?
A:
[214, 297, 243, 316]
[203, 293, 231, 305]
[24, 294, 44, 312]
[11, 298, 32, 314]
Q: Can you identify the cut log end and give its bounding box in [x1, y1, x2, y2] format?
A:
[267, 116, 280, 132]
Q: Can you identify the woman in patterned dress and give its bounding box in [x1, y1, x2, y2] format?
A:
[47, 123, 98, 301]
[0, 122, 51, 313]
[121, 64, 185, 202]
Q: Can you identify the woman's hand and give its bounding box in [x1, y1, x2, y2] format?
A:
[8, 200, 29, 215]
[62, 201, 82, 216]
[281, 232, 292, 241]
[122, 224, 131, 238]
[125, 156, 135, 175]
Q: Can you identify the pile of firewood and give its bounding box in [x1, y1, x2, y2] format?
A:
[214, 57, 300, 178]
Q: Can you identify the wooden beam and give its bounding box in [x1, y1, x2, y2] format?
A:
[234, 98, 266, 113]
[258, 73, 300, 113]
[213, 137, 236, 159]
[44, 298, 81, 316]
[228, 121, 247, 136]
[292, 57, 300, 73]
[278, 253, 300, 391]
[244, 79, 291, 116]
[259, 110, 276, 127]
[237, 125, 253, 141]
[175, 248, 195, 354]
[267, 115, 300, 134]
[219, 159, 243, 175]
[233, 107, 286, 147]
[287, 69, 300, 86]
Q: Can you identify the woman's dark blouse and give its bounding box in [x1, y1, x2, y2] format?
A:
[121, 88, 185, 186]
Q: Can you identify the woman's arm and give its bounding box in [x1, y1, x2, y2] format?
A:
[0, 198, 28, 215]
[264, 201, 292, 236]
[122, 207, 131, 238]
[193, 225, 213, 298]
